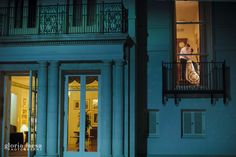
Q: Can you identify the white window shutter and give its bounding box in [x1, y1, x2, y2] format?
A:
[182, 110, 206, 138]
[148, 110, 159, 137]
[183, 112, 192, 135]
[194, 112, 203, 134]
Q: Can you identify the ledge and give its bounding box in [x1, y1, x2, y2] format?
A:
[0, 33, 128, 46]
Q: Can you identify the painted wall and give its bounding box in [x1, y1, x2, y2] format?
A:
[11, 83, 29, 133]
[10, 93, 17, 127]
[147, 1, 236, 157]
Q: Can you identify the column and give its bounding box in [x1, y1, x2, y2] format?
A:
[46, 61, 59, 156]
[112, 60, 124, 157]
[36, 61, 47, 157]
[101, 61, 112, 157]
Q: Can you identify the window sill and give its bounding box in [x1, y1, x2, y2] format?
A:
[182, 134, 206, 139]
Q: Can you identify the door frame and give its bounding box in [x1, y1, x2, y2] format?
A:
[63, 74, 100, 157]
[60, 63, 104, 157]
[0, 63, 38, 157]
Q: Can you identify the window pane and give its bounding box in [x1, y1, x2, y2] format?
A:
[183, 112, 192, 135]
[176, 1, 199, 22]
[85, 76, 98, 152]
[67, 77, 81, 151]
[176, 24, 200, 57]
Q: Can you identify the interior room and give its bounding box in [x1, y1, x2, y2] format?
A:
[176, 1, 201, 85]
[8, 76, 37, 156]
[176, 1, 200, 62]
[67, 76, 98, 152]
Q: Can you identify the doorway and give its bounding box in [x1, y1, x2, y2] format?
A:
[1, 71, 38, 157]
[63, 74, 100, 157]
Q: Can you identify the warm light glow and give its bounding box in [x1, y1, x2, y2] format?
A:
[93, 99, 98, 107]
[20, 124, 28, 132]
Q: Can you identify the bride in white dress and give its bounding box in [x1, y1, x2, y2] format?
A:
[185, 59, 200, 85]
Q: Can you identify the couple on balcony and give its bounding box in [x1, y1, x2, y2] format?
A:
[179, 43, 200, 85]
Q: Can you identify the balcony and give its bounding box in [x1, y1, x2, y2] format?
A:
[0, 3, 128, 37]
[162, 61, 228, 104]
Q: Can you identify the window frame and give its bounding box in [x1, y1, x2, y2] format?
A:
[174, 1, 213, 62]
[181, 110, 206, 138]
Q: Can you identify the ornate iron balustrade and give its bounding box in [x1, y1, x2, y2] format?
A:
[0, 3, 128, 36]
[162, 61, 228, 104]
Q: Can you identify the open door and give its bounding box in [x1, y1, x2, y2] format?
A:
[28, 71, 38, 157]
[0, 71, 38, 157]
[0, 72, 3, 157]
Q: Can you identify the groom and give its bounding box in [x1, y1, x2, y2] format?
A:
[179, 43, 191, 81]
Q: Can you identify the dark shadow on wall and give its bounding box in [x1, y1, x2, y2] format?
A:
[135, 0, 148, 157]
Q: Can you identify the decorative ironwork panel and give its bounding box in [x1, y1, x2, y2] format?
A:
[39, 5, 66, 34]
[0, 2, 128, 36]
[103, 3, 122, 33]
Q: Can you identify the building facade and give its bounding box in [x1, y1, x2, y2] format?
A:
[0, 0, 236, 157]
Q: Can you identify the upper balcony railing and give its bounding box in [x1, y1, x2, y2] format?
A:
[162, 61, 228, 104]
[0, 3, 128, 36]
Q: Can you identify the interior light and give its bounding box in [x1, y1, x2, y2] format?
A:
[20, 124, 28, 132]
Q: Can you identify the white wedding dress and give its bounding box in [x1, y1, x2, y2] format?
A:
[185, 60, 200, 85]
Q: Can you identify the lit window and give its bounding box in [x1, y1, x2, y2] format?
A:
[175, 1, 211, 85]
[182, 110, 206, 138]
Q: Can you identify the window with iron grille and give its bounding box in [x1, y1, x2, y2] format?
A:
[182, 110, 206, 138]
[148, 110, 160, 137]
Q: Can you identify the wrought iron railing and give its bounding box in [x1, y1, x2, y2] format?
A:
[162, 61, 227, 104]
[0, 3, 128, 36]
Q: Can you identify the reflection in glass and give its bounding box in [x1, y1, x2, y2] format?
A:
[85, 76, 98, 152]
[67, 77, 80, 151]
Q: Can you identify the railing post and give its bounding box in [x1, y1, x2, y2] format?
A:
[102, 1, 105, 33]
[57, 3, 59, 34]
[223, 60, 226, 104]
[121, 3, 124, 33]
[38, 5, 40, 34]
[66, 3, 69, 34]
[6, 5, 10, 36]
[162, 61, 166, 105]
